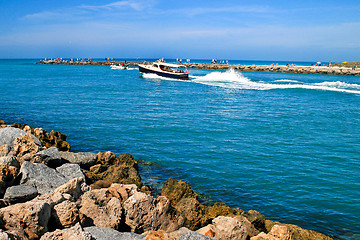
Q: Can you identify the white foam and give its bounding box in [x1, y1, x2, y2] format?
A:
[273, 79, 300, 83]
[191, 69, 360, 94]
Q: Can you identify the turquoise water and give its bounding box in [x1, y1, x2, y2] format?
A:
[1, 59, 359, 239]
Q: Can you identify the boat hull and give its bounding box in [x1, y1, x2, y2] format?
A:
[139, 65, 189, 80]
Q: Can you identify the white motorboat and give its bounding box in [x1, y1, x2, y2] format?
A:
[138, 61, 189, 80]
[110, 64, 128, 70]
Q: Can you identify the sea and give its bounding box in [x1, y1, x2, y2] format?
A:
[0, 59, 359, 239]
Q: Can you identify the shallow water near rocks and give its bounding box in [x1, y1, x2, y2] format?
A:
[1, 59, 360, 239]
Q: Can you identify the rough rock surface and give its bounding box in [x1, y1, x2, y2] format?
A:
[177, 231, 215, 240]
[85, 226, 145, 240]
[83, 152, 143, 188]
[60, 151, 97, 169]
[0, 127, 29, 147]
[0, 200, 51, 239]
[56, 163, 86, 180]
[3, 184, 38, 203]
[12, 134, 42, 163]
[79, 189, 122, 229]
[40, 223, 92, 240]
[212, 216, 248, 240]
[0, 156, 20, 168]
[161, 178, 197, 206]
[123, 192, 180, 233]
[34, 147, 65, 167]
[20, 162, 82, 194]
[52, 200, 79, 228]
[0, 166, 19, 197]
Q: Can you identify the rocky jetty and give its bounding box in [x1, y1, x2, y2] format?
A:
[0, 120, 333, 240]
[37, 59, 360, 76]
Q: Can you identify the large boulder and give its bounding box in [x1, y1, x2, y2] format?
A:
[123, 192, 180, 233]
[20, 162, 84, 195]
[84, 153, 143, 188]
[0, 200, 51, 239]
[161, 178, 198, 206]
[52, 200, 80, 228]
[177, 231, 215, 240]
[212, 216, 249, 240]
[56, 163, 86, 180]
[0, 127, 30, 147]
[174, 197, 208, 230]
[31, 128, 71, 151]
[79, 189, 122, 229]
[3, 184, 38, 203]
[59, 151, 97, 169]
[12, 134, 43, 163]
[34, 147, 65, 167]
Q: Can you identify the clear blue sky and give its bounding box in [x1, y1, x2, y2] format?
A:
[0, 0, 359, 61]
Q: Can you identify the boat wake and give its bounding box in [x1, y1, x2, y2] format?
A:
[191, 69, 360, 94]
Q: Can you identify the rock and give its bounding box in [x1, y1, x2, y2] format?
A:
[20, 162, 81, 195]
[0, 166, 19, 197]
[197, 225, 215, 238]
[107, 183, 138, 202]
[0, 200, 51, 239]
[161, 178, 197, 206]
[0, 144, 11, 157]
[40, 223, 92, 240]
[0, 127, 28, 147]
[60, 151, 97, 169]
[245, 210, 266, 232]
[177, 231, 215, 240]
[123, 192, 179, 233]
[233, 215, 260, 237]
[56, 163, 86, 180]
[212, 216, 248, 240]
[167, 227, 191, 239]
[53, 177, 89, 200]
[3, 184, 38, 203]
[97, 151, 117, 166]
[79, 189, 122, 229]
[32, 128, 71, 151]
[84, 226, 145, 240]
[174, 197, 207, 230]
[204, 202, 244, 219]
[13, 134, 42, 163]
[0, 156, 20, 168]
[34, 147, 65, 167]
[262, 221, 333, 240]
[52, 200, 79, 228]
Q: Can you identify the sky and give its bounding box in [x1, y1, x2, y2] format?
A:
[0, 0, 359, 61]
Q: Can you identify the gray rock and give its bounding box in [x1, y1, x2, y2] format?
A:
[56, 163, 85, 180]
[0, 127, 41, 147]
[40, 223, 92, 240]
[177, 231, 215, 240]
[0, 156, 20, 168]
[84, 227, 145, 240]
[3, 184, 38, 203]
[60, 151, 97, 169]
[20, 162, 83, 195]
[35, 147, 65, 167]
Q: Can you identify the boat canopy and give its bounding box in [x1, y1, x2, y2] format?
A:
[156, 62, 186, 68]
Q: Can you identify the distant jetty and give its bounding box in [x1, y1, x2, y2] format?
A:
[37, 59, 360, 76]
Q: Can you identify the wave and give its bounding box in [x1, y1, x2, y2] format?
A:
[273, 79, 300, 83]
[191, 69, 360, 94]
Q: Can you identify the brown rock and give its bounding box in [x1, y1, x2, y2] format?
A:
[161, 178, 197, 206]
[79, 189, 122, 229]
[97, 151, 117, 166]
[0, 166, 19, 197]
[0, 200, 51, 240]
[212, 216, 248, 240]
[146, 230, 168, 240]
[174, 197, 207, 230]
[107, 183, 138, 202]
[204, 202, 243, 219]
[53, 200, 79, 228]
[13, 134, 42, 163]
[197, 224, 215, 238]
[32, 128, 71, 151]
[245, 210, 266, 232]
[53, 177, 89, 200]
[123, 192, 179, 233]
[40, 222, 92, 240]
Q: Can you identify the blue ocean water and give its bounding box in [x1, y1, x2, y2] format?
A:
[1, 59, 359, 239]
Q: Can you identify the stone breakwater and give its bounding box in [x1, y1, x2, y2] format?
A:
[37, 59, 360, 76]
[0, 120, 333, 240]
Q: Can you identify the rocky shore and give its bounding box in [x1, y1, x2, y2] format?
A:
[0, 120, 334, 240]
[37, 59, 360, 76]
